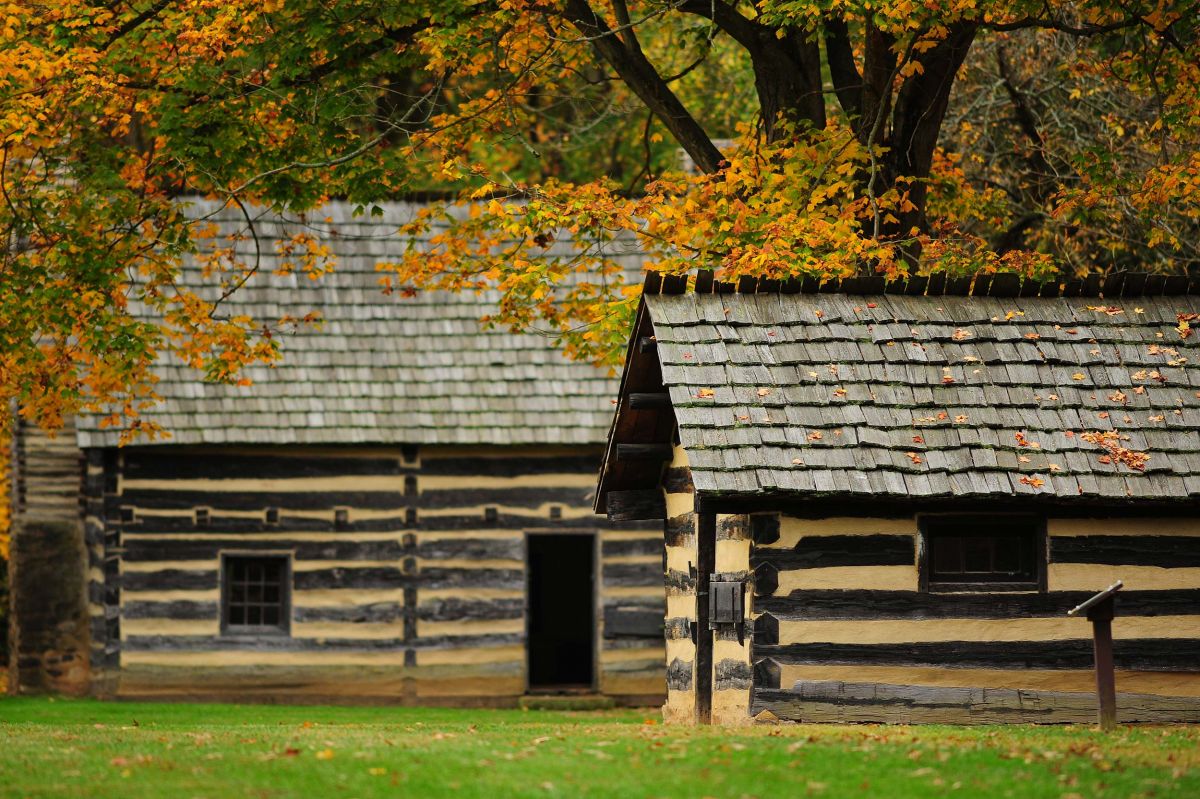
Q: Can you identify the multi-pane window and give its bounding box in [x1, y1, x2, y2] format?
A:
[222, 555, 290, 634]
[922, 517, 1041, 590]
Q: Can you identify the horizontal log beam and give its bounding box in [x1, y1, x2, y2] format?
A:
[614, 443, 674, 462]
[753, 680, 1200, 725]
[605, 489, 666, 521]
[628, 392, 672, 410]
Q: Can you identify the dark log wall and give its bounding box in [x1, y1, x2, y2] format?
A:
[750, 515, 1200, 724]
[95, 444, 663, 705]
[7, 419, 91, 695]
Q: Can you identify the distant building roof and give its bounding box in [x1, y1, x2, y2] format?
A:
[600, 275, 1200, 509]
[76, 199, 647, 449]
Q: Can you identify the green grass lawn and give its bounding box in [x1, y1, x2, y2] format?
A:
[1, 698, 1197, 798]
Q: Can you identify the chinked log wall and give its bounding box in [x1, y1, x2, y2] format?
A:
[96, 445, 663, 705]
[751, 516, 1200, 724]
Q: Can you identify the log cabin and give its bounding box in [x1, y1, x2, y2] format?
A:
[597, 272, 1200, 725]
[6, 199, 665, 706]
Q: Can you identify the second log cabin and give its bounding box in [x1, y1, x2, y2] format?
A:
[597, 272, 1200, 725]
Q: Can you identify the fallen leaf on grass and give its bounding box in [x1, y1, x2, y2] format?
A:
[316, 749, 335, 761]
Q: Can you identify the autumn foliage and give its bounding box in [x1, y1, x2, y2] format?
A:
[1, 2, 1198, 435]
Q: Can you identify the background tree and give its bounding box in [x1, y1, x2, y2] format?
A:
[1, 1, 1198, 439]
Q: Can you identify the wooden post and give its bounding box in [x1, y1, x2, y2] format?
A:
[695, 511, 716, 724]
[1068, 580, 1123, 731]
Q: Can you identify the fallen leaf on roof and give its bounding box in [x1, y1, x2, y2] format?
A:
[1135, 307, 1145, 314]
[1177, 313, 1198, 340]
[808, 371, 818, 378]
[1082, 430, 1150, 471]
[807, 431, 823, 441]
[757, 387, 771, 397]
[696, 388, 714, 398]
[1047, 393, 1059, 401]
[954, 414, 969, 423]
[867, 303, 878, 309]
[1024, 333, 1041, 340]
[1065, 329, 1078, 334]
[952, 328, 972, 341]
[885, 340, 896, 346]
[1108, 390, 1127, 403]
[1149, 414, 1165, 422]
[1004, 310, 1024, 320]
[905, 452, 923, 465]
[814, 310, 824, 319]
[912, 435, 925, 444]
[737, 414, 749, 421]
[1072, 373, 1086, 380]
[941, 375, 955, 384]
[936, 411, 949, 420]
[682, 353, 693, 359]
[1134, 386, 1146, 395]
[1098, 411, 1110, 419]
[1168, 357, 1188, 366]
[833, 388, 847, 398]
[1018, 455, 1031, 464]
[1064, 430, 1075, 438]
[961, 354, 980, 362]
[1049, 464, 1062, 472]
[791, 458, 804, 465]
[1019, 476, 1045, 488]
[1086, 305, 1124, 316]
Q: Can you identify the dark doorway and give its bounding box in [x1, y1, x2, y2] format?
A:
[527, 533, 594, 690]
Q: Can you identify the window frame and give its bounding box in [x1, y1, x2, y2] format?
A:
[219, 551, 293, 637]
[917, 514, 1046, 593]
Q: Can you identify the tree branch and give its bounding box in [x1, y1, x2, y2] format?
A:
[562, 0, 722, 173]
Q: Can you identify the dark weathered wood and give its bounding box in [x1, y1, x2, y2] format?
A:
[121, 632, 523, 651]
[1051, 535, 1200, 568]
[605, 489, 666, 521]
[419, 567, 523, 591]
[601, 536, 662, 558]
[715, 659, 752, 690]
[666, 657, 693, 691]
[752, 534, 914, 569]
[753, 680, 1200, 724]
[662, 466, 693, 495]
[754, 639, 1200, 671]
[119, 488, 407, 512]
[603, 561, 662, 587]
[638, 336, 657, 353]
[614, 443, 675, 462]
[753, 588, 1200, 620]
[628, 392, 672, 410]
[293, 602, 405, 623]
[122, 600, 218, 620]
[417, 486, 593, 510]
[292, 567, 409, 591]
[665, 512, 694, 547]
[416, 537, 524, 560]
[696, 511, 716, 724]
[604, 605, 665, 638]
[419, 454, 602, 477]
[414, 599, 524, 622]
[750, 515, 780, 546]
[122, 539, 408, 562]
[121, 569, 218, 592]
[122, 451, 405, 481]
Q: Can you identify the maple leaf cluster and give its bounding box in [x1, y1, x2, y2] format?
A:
[1081, 431, 1151, 472]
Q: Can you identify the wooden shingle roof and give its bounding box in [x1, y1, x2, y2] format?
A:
[611, 277, 1200, 507]
[76, 199, 647, 448]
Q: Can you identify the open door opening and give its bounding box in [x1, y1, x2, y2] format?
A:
[527, 533, 594, 691]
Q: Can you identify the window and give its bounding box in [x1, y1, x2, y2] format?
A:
[921, 516, 1042, 591]
[221, 554, 290, 635]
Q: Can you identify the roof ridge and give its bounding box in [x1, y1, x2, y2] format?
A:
[643, 270, 1198, 300]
